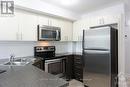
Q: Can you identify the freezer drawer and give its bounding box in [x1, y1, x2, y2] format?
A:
[83, 50, 111, 87]
[83, 50, 110, 74]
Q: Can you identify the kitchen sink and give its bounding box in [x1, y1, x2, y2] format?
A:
[1, 57, 35, 66]
[0, 70, 6, 74]
[4, 61, 29, 66]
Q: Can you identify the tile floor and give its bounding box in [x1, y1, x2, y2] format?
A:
[68, 79, 84, 87]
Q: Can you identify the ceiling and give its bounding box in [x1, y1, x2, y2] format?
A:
[40, 0, 123, 15]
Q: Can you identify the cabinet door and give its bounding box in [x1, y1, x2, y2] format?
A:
[73, 20, 86, 41]
[33, 60, 43, 70]
[0, 14, 19, 40]
[73, 55, 83, 82]
[19, 11, 38, 41]
[49, 17, 60, 27]
[103, 15, 119, 25]
[38, 15, 49, 25]
[66, 55, 74, 80]
[60, 20, 73, 41]
[73, 21, 81, 41]
[94, 15, 119, 26]
[89, 17, 99, 27]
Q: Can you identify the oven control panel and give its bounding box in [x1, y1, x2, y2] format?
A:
[35, 46, 55, 52]
[34, 46, 55, 59]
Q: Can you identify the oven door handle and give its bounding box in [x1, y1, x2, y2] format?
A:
[45, 58, 65, 64]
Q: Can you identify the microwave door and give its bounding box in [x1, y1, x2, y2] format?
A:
[39, 29, 50, 40]
[39, 29, 56, 41]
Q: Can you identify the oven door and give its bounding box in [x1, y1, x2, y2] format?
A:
[45, 58, 66, 77]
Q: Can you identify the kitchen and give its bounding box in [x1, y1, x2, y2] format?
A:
[0, 0, 130, 87]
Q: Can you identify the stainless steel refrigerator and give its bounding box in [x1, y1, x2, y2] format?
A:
[82, 26, 118, 87]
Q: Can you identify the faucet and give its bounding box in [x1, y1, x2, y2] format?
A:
[9, 54, 15, 63]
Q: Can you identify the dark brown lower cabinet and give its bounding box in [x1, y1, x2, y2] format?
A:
[65, 55, 83, 82]
[65, 55, 74, 81]
[33, 59, 44, 70]
[32, 55, 83, 82]
[73, 55, 83, 82]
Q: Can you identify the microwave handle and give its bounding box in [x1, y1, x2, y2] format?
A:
[56, 30, 59, 40]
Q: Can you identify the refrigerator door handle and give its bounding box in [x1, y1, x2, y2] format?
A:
[82, 30, 85, 53]
[83, 49, 110, 54]
[83, 48, 109, 51]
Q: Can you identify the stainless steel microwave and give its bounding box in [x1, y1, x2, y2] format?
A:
[38, 25, 61, 41]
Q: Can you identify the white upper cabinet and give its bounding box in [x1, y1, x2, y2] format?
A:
[49, 17, 60, 27]
[38, 15, 60, 27]
[73, 19, 90, 41]
[38, 15, 49, 25]
[102, 15, 120, 25]
[73, 15, 120, 41]
[89, 15, 120, 27]
[73, 20, 82, 41]
[0, 10, 38, 41]
[60, 20, 73, 41]
[0, 13, 19, 41]
[19, 11, 38, 41]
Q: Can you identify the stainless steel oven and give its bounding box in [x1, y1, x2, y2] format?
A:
[45, 58, 66, 77]
[38, 25, 61, 41]
[34, 46, 66, 77]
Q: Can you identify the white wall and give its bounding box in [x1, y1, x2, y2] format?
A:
[125, 26, 130, 74]
[125, 5, 130, 74]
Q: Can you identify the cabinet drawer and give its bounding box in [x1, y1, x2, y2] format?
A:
[74, 70, 83, 76]
[74, 59, 82, 64]
[74, 62, 82, 66]
[74, 63, 82, 69]
[74, 66, 83, 72]
[74, 55, 82, 64]
[33, 60, 43, 70]
[74, 55, 82, 59]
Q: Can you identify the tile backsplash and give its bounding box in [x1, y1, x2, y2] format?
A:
[0, 41, 82, 59]
[0, 41, 37, 59]
[37, 41, 73, 53]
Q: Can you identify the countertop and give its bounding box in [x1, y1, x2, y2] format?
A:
[54, 52, 82, 58]
[41, 52, 82, 60]
[0, 57, 69, 87]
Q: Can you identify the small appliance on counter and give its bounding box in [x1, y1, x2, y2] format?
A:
[37, 25, 61, 41]
[34, 46, 66, 78]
